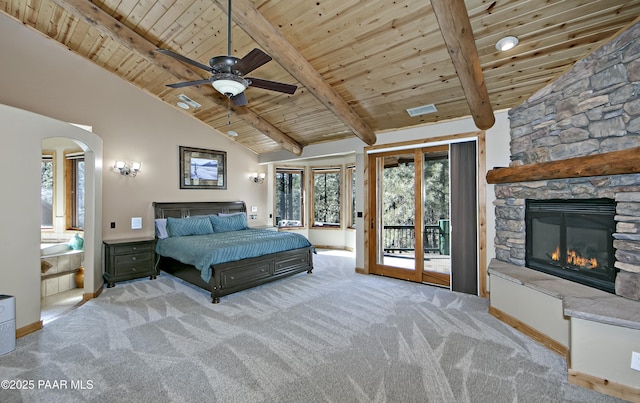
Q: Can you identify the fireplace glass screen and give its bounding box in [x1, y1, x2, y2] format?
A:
[525, 199, 616, 293]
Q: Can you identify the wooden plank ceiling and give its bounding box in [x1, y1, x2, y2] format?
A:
[1, 0, 639, 155]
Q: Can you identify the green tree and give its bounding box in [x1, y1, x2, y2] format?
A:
[382, 157, 449, 226]
[313, 171, 340, 225]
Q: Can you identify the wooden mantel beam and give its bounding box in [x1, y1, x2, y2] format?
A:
[431, 0, 495, 130]
[216, 0, 377, 146]
[48, 0, 303, 156]
[486, 147, 640, 184]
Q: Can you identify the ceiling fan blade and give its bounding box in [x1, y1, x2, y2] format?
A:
[248, 78, 297, 95]
[165, 79, 211, 88]
[232, 92, 248, 106]
[233, 48, 272, 75]
[156, 49, 212, 72]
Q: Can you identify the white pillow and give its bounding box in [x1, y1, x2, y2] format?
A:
[154, 218, 168, 239]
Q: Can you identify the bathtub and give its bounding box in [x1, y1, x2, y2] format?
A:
[40, 242, 72, 257]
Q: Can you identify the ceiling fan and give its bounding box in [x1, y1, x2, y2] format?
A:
[156, 0, 297, 107]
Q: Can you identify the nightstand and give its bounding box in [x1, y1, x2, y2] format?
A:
[103, 238, 157, 288]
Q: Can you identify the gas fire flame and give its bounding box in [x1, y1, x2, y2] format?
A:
[550, 246, 598, 269]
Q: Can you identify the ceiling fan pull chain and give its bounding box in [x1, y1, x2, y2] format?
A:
[227, 96, 231, 126]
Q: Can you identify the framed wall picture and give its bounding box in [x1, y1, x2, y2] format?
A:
[179, 146, 227, 189]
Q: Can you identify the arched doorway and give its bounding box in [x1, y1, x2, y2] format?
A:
[40, 137, 90, 323]
[0, 104, 103, 331]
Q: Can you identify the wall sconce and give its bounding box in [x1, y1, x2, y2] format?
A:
[114, 161, 141, 177]
[250, 172, 266, 184]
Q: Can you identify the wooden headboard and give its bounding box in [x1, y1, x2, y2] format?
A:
[153, 201, 247, 219]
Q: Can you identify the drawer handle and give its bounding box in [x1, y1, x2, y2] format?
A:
[131, 257, 136, 261]
[260, 268, 266, 272]
[230, 276, 235, 280]
[132, 247, 137, 250]
[131, 267, 137, 271]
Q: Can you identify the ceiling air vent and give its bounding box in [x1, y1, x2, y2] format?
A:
[178, 94, 202, 109]
[406, 104, 437, 117]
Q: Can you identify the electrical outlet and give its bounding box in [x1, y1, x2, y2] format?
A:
[110, 222, 116, 229]
[631, 351, 640, 371]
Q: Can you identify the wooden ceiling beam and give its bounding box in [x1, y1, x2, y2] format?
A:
[48, 0, 303, 156]
[216, 0, 377, 146]
[430, 0, 495, 130]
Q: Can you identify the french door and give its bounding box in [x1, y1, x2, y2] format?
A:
[367, 145, 451, 287]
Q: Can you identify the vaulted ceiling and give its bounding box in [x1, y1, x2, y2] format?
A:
[2, 0, 639, 155]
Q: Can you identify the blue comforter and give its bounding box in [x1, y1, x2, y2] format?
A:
[155, 229, 313, 282]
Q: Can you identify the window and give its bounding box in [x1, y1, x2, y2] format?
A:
[312, 167, 341, 228]
[41, 154, 54, 229]
[65, 152, 85, 230]
[346, 165, 356, 228]
[275, 167, 304, 227]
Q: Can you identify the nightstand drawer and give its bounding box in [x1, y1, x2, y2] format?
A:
[114, 252, 153, 266]
[112, 243, 154, 255]
[114, 261, 153, 277]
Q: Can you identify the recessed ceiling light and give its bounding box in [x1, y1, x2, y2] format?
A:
[227, 130, 238, 137]
[496, 36, 519, 52]
[177, 101, 189, 110]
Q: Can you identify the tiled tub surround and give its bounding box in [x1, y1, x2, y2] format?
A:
[40, 249, 84, 298]
[488, 21, 640, 400]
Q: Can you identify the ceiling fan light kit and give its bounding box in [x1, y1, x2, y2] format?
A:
[157, 0, 296, 107]
[211, 74, 248, 96]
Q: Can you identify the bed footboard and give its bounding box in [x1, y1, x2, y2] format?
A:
[159, 246, 314, 303]
[210, 246, 313, 303]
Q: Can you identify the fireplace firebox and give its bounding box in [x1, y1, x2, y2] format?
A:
[525, 199, 617, 293]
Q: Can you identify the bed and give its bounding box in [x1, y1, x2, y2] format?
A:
[153, 201, 314, 303]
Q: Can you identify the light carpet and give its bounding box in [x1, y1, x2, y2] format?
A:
[0, 250, 623, 402]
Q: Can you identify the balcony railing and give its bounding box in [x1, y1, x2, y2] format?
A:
[383, 221, 449, 255]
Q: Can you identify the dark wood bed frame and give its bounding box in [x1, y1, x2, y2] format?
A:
[153, 201, 314, 303]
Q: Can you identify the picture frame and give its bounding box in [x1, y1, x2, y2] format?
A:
[179, 146, 227, 190]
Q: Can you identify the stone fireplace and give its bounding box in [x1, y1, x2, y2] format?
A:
[486, 22, 640, 398]
[492, 20, 640, 301]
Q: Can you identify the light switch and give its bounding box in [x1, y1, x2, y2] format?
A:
[251, 206, 258, 212]
[131, 217, 142, 230]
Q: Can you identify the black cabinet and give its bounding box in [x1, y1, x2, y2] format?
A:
[103, 238, 157, 287]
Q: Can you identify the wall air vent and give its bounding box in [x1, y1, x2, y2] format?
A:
[406, 104, 437, 117]
[178, 94, 202, 109]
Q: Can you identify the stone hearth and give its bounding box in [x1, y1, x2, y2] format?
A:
[493, 21, 640, 301]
